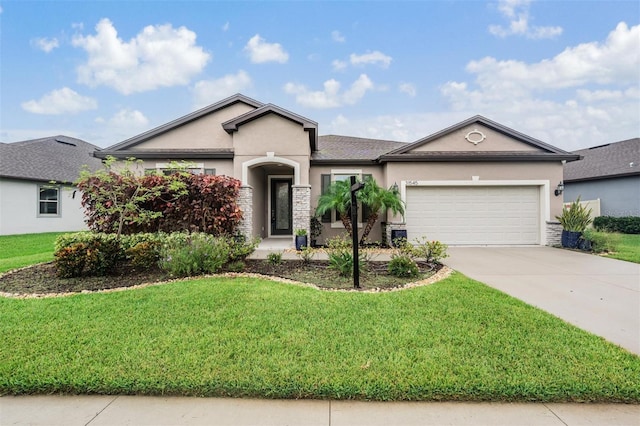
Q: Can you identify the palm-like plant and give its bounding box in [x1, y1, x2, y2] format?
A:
[359, 178, 404, 244]
[315, 177, 404, 245]
[315, 179, 353, 235]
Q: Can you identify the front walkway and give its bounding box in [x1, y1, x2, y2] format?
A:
[2, 395, 639, 426]
[444, 247, 640, 355]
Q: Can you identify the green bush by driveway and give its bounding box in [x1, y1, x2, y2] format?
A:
[1, 274, 638, 402]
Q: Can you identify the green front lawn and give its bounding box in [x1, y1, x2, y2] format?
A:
[1, 274, 638, 402]
[607, 233, 640, 264]
[0, 232, 65, 273]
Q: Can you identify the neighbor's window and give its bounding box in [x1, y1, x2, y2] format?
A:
[38, 185, 60, 216]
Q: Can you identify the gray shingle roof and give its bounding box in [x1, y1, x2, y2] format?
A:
[0, 136, 103, 183]
[564, 138, 640, 182]
[313, 135, 407, 161]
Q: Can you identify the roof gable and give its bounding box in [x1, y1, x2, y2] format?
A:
[222, 104, 318, 151]
[100, 94, 263, 153]
[381, 115, 580, 162]
[564, 138, 640, 182]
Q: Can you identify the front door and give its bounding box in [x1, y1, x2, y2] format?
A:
[270, 178, 292, 235]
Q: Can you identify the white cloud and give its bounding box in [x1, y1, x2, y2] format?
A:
[21, 87, 98, 115]
[399, 82, 417, 97]
[440, 22, 640, 150]
[222, 22, 230, 32]
[192, 70, 252, 109]
[489, 0, 562, 39]
[284, 74, 374, 109]
[332, 59, 347, 71]
[244, 34, 289, 64]
[331, 30, 345, 43]
[32, 37, 59, 53]
[350, 51, 392, 68]
[108, 108, 149, 128]
[72, 18, 210, 95]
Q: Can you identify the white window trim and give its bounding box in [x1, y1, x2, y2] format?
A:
[400, 179, 550, 245]
[37, 184, 61, 217]
[329, 169, 365, 229]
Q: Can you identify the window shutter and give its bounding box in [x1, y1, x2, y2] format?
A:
[361, 174, 372, 222]
[321, 174, 332, 223]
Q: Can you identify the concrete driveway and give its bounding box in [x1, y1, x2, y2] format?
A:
[444, 247, 640, 355]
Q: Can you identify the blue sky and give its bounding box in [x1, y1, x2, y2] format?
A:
[1, 0, 638, 150]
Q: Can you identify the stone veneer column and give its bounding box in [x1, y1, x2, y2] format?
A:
[545, 221, 562, 246]
[238, 185, 253, 241]
[292, 185, 311, 238]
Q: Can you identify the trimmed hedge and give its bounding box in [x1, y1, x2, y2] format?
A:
[593, 216, 640, 234]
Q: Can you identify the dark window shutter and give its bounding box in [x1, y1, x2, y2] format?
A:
[321, 174, 332, 223]
[361, 174, 372, 222]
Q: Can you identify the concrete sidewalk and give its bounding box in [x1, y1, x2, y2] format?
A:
[444, 247, 640, 355]
[2, 396, 639, 426]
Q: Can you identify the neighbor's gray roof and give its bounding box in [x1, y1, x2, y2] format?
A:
[313, 135, 407, 163]
[564, 138, 640, 182]
[0, 135, 103, 183]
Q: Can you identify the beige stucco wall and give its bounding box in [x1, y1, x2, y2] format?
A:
[410, 124, 543, 152]
[232, 114, 312, 186]
[309, 165, 386, 244]
[246, 168, 267, 238]
[384, 161, 565, 221]
[130, 103, 256, 150]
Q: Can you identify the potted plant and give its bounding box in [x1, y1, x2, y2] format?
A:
[295, 229, 308, 251]
[556, 197, 592, 249]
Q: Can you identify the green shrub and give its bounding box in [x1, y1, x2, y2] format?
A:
[413, 237, 449, 264]
[225, 260, 246, 272]
[388, 254, 419, 277]
[582, 229, 621, 253]
[227, 235, 259, 262]
[593, 216, 640, 234]
[85, 237, 122, 276]
[126, 241, 161, 270]
[159, 233, 230, 277]
[556, 197, 593, 232]
[326, 234, 366, 277]
[297, 246, 316, 264]
[267, 252, 283, 265]
[54, 242, 88, 278]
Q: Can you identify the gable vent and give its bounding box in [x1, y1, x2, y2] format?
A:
[588, 143, 610, 150]
[55, 137, 77, 147]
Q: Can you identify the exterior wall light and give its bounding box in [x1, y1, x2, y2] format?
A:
[554, 181, 565, 196]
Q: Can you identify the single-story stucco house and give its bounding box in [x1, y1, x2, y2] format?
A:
[0, 136, 103, 235]
[95, 94, 581, 246]
[563, 138, 640, 217]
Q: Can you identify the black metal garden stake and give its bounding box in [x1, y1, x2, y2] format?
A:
[350, 176, 364, 289]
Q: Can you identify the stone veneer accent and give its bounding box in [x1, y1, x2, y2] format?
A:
[238, 185, 253, 240]
[292, 185, 311, 240]
[385, 222, 407, 247]
[546, 221, 562, 246]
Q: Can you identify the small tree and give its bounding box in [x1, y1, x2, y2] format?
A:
[315, 177, 404, 245]
[358, 178, 404, 244]
[315, 179, 353, 235]
[77, 156, 186, 237]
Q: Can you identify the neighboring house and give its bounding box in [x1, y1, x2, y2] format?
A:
[0, 136, 103, 235]
[96, 94, 580, 246]
[563, 138, 640, 217]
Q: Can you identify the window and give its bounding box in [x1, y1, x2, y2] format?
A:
[320, 170, 372, 226]
[38, 185, 60, 216]
[152, 163, 215, 176]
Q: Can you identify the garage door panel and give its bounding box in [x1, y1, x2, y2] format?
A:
[405, 186, 540, 245]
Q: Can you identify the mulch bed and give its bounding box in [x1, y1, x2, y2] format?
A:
[0, 259, 443, 296]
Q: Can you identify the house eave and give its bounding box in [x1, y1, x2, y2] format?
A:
[310, 159, 379, 166]
[379, 153, 581, 162]
[94, 150, 234, 160]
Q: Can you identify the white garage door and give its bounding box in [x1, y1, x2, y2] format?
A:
[405, 186, 540, 245]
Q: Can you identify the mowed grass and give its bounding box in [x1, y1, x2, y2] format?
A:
[607, 233, 640, 264]
[0, 232, 65, 273]
[1, 273, 638, 402]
